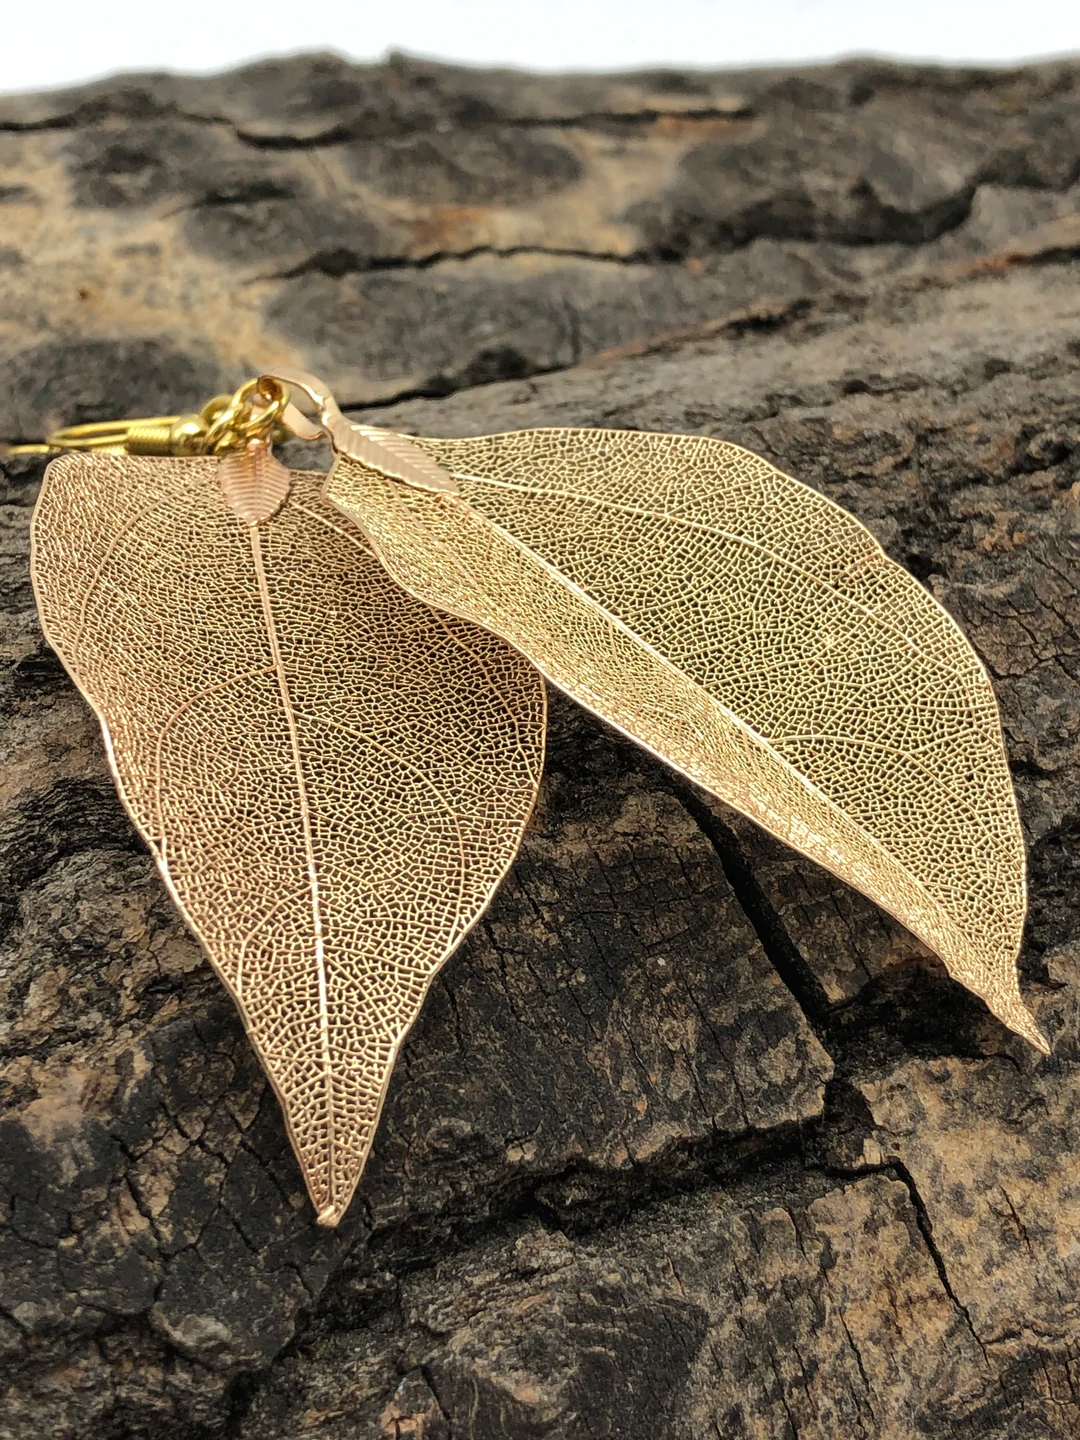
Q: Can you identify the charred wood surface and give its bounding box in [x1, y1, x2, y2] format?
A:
[2, 52, 1080, 1439]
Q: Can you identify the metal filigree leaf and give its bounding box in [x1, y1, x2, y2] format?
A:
[31, 453, 546, 1223]
[217, 439, 292, 525]
[330, 419, 459, 495]
[325, 427, 1045, 1052]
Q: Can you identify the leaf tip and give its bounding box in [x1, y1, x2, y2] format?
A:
[986, 991, 1050, 1056]
[316, 1203, 342, 1227]
[1024, 1019, 1052, 1058]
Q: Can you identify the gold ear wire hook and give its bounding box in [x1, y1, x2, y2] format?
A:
[1, 369, 460, 494]
[1, 380, 291, 459]
[2, 416, 202, 457]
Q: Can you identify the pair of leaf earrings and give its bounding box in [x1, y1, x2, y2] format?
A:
[21, 366, 1046, 1226]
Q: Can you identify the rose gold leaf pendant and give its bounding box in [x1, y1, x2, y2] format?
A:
[217, 438, 291, 525]
[31, 452, 546, 1224]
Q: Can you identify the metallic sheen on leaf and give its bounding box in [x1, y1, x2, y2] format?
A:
[325, 426, 1045, 1053]
[31, 454, 546, 1223]
[217, 439, 292, 525]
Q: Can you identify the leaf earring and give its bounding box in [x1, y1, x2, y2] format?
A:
[20, 366, 1046, 1225]
[26, 381, 546, 1226]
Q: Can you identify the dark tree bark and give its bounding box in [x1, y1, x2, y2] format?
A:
[2, 52, 1080, 1439]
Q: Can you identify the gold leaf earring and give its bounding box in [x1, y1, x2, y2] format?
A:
[24, 379, 546, 1227]
[17, 365, 1046, 1225]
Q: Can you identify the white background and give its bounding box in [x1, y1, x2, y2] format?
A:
[4, 0, 1079, 95]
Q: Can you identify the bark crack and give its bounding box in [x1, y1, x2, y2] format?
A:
[670, 782, 834, 1040]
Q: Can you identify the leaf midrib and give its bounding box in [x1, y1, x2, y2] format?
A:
[248, 522, 336, 1204]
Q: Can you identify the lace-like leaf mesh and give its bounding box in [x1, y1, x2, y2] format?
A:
[326, 426, 1044, 1052]
[31, 454, 546, 1223]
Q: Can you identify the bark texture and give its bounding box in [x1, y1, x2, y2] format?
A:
[2, 52, 1080, 1439]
